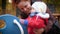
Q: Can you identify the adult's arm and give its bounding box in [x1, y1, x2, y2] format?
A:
[46, 7, 55, 23]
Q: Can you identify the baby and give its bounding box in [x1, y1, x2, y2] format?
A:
[19, 1, 50, 34]
[31, 1, 49, 19]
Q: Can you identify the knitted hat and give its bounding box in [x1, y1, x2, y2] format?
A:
[32, 1, 47, 13]
[32, 2, 50, 18]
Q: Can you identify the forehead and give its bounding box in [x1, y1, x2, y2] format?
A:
[18, 1, 30, 7]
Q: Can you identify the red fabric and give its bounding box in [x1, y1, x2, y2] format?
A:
[26, 16, 47, 34]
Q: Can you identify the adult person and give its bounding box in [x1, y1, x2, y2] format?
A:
[12, 0, 60, 33]
[12, 0, 49, 34]
[17, 1, 46, 34]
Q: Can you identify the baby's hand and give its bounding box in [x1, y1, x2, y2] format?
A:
[20, 19, 28, 26]
[20, 19, 24, 24]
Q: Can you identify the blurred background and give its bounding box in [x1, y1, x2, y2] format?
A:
[0, 0, 60, 23]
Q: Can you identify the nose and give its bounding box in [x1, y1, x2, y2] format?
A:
[24, 8, 27, 11]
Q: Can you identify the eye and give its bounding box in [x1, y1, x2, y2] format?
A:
[21, 8, 24, 10]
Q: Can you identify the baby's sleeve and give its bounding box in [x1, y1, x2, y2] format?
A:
[27, 16, 46, 29]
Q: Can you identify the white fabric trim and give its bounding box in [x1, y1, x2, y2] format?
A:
[36, 13, 50, 18]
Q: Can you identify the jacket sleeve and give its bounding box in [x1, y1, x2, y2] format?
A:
[27, 16, 46, 29]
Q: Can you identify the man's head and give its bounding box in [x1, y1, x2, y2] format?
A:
[17, 1, 31, 15]
[12, 0, 31, 15]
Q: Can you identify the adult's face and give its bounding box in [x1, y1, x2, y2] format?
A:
[17, 1, 31, 15]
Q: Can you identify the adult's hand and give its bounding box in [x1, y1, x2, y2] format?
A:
[33, 28, 45, 34]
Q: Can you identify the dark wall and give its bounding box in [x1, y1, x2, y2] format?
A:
[2, 0, 6, 14]
[31, 0, 42, 4]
